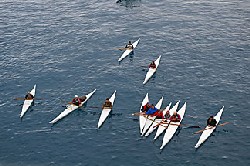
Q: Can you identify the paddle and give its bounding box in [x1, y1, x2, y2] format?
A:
[14, 97, 43, 100]
[115, 47, 133, 51]
[194, 122, 230, 134]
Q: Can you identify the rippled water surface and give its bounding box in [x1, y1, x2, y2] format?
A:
[0, 0, 249, 165]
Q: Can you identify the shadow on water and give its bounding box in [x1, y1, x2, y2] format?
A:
[116, 0, 141, 8]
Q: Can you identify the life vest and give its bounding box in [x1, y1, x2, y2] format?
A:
[152, 110, 164, 118]
[149, 63, 156, 68]
[142, 105, 150, 112]
[207, 119, 217, 126]
[25, 93, 34, 100]
[170, 114, 181, 122]
[103, 101, 112, 108]
[72, 97, 81, 106]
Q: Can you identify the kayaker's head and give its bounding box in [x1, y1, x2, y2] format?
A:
[173, 111, 177, 116]
[151, 104, 155, 108]
[106, 98, 109, 101]
[146, 102, 150, 106]
[166, 110, 170, 114]
[128, 41, 131, 44]
[75, 95, 78, 98]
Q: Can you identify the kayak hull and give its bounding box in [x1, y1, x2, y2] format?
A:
[143, 55, 161, 85]
[139, 93, 149, 134]
[195, 106, 224, 149]
[160, 102, 186, 150]
[97, 90, 116, 128]
[49, 89, 96, 124]
[20, 84, 36, 118]
[118, 39, 140, 62]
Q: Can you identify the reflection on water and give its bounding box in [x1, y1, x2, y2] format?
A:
[116, 0, 141, 8]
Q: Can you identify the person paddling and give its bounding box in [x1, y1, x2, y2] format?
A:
[207, 116, 217, 127]
[142, 102, 150, 112]
[72, 95, 82, 106]
[102, 98, 112, 109]
[169, 111, 181, 122]
[149, 61, 156, 69]
[125, 41, 134, 49]
[25, 92, 34, 100]
[145, 104, 158, 115]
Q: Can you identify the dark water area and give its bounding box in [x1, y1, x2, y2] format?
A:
[0, 0, 249, 165]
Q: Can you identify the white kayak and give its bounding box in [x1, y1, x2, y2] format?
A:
[145, 102, 172, 137]
[154, 101, 180, 140]
[160, 102, 186, 150]
[139, 93, 149, 134]
[118, 38, 140, 62]
[20, 84, 36, 118]
[143, 55, 161, 85]
[49, 89, 96, 124]
[97, 90, 116, 128]
[141, 97, 163, 136]
[195, 106, 224, 149]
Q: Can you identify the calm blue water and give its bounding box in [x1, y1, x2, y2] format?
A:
[0, 0, 249, 165]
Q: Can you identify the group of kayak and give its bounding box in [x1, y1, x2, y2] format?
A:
[135, 103, 181, 122]
[118, 39, 162, 85]
[19, 85, 116, 129]
[136, 93, 225, 150]
[18, 38, 226, 151]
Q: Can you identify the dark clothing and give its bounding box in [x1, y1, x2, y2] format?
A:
[72, 97, 81, 106]
[142, 104, 150, 112]
[102, 101, 112, 109]
[170, 114, 181, 122]
[207, 118, 217, 126]
[149, 62, 156, 69]
[153, 111, 164, 119]
[25, 93, 34, 100]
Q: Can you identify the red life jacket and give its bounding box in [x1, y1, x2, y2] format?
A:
[152, 110, 164, 118]
[72, 97, 81, 106]
[142, 105, 150, 112]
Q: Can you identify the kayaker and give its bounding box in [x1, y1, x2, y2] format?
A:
[142, 102, 150, 112]
[125, 41, 134, 49]
[169, 111, 181, 122]
[145, 104, 158, 115]
[25, 92, 34, 100]
[149, 61, 156, 69]
[72, 95, 81, 106]
[102, 98, 112, 109]
[165, 110, 171, 119]
[207, 116, 217, 126]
